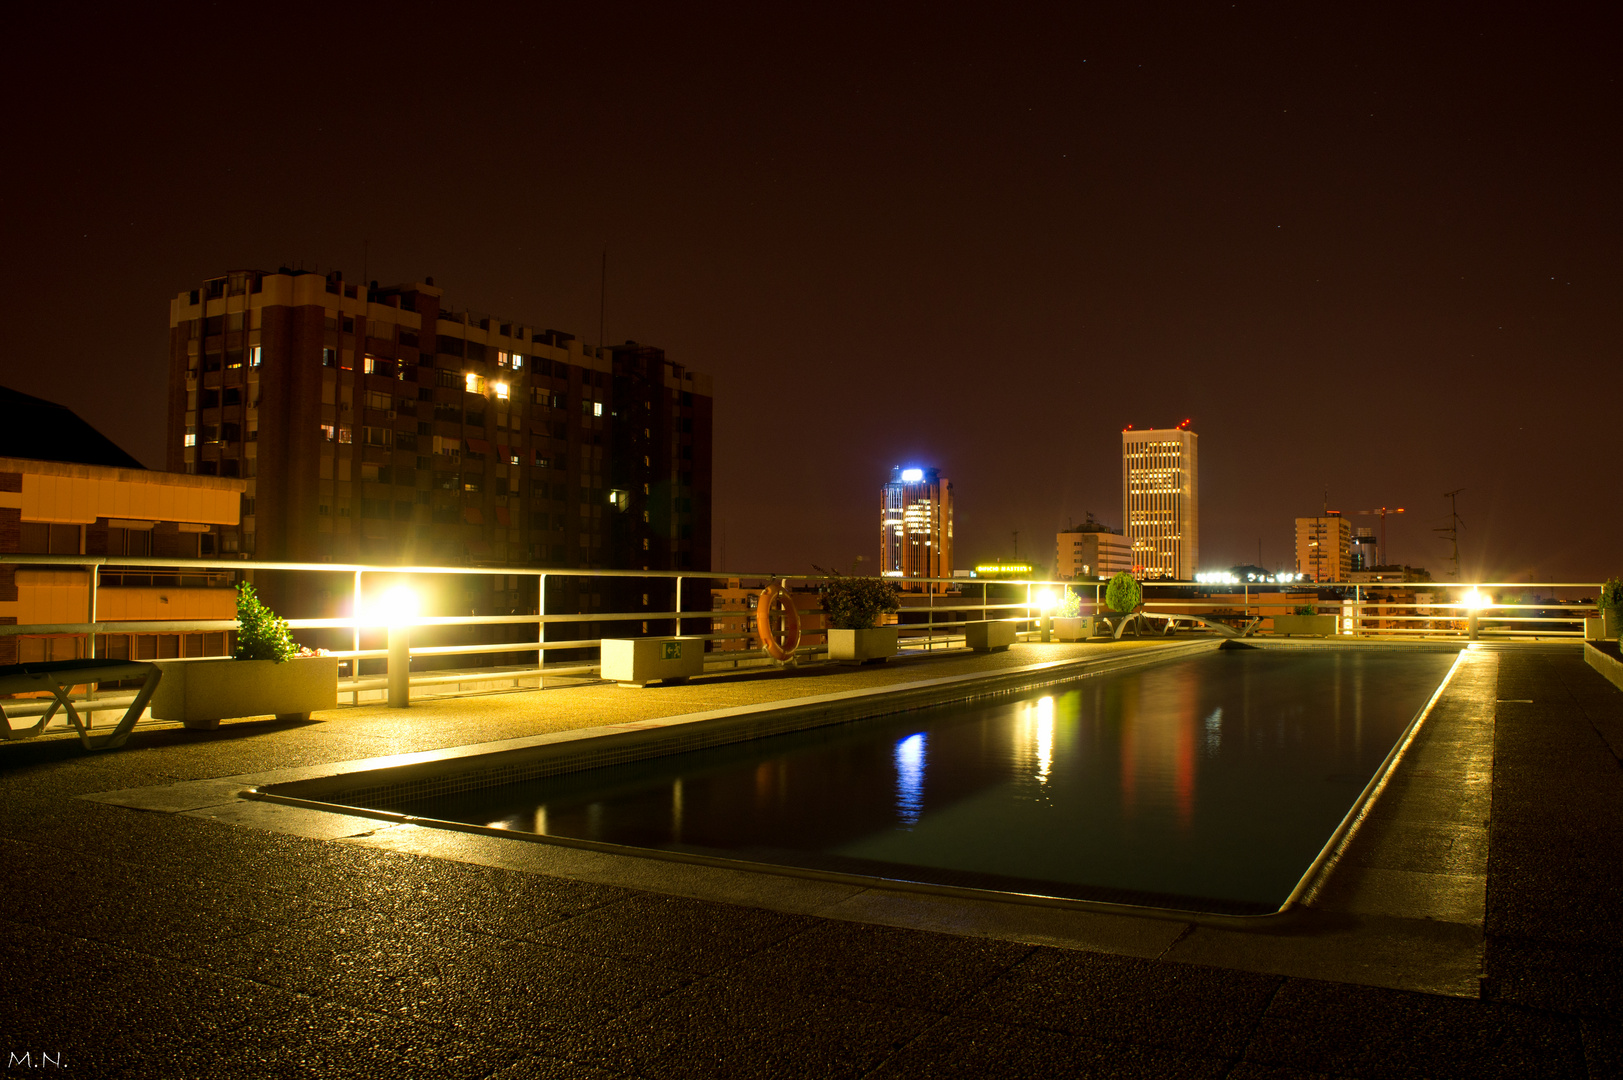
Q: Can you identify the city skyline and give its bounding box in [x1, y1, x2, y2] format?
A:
[2, 7, 1616, 581]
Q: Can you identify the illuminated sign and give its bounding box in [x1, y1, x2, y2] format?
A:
[975, 564, 1034, 575]
[901, 468, 924, 482]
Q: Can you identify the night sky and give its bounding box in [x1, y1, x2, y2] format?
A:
[4, 5, 1617, 582]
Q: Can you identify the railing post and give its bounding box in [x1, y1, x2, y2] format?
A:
[352, 569, 363, 705]
[387, 622, 410, 707]
[676, 574, 684, 638]
[538, 572, 547, 690]
[928, 585, 934, 651]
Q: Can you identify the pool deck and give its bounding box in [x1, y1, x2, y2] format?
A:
[3, 639, 1620, 1077]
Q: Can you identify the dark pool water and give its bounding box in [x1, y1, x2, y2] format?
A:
[396, 647, 1460, 914]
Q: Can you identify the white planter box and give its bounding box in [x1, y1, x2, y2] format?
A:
[601, 637, 705, 687]
[1272, 614, 1338, 637]
[151, 656, 338, 729]
[1586, 618, 1606, 641]
[1050, 616, 1094, 642]
[964, 620, 1016, 652]
[828, 626, 898, 663]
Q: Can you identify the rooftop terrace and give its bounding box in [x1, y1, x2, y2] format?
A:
[3, 639, 1619, 1077]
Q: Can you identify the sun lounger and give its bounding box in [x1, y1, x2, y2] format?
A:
[0, 659, 163, 751]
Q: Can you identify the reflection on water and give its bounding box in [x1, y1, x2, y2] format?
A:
[894, 732, 926, 825]
[405, 647, 1460, 913]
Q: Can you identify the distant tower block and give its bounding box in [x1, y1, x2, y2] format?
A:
[1120, 424, 1199, 580]
[880, 466, 953, 592]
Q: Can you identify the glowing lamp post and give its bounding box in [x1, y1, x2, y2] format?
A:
[1462, 588, 1491, 641]
[371, 585, 421, 708]
[1036, 588, 1058, 643]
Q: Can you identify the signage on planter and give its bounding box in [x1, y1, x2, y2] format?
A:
[662, 641, 683, 660]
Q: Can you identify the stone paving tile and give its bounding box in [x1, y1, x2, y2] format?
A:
[490, 1053, 633, 1079]
[562, 974, 941, 1079]
[867, 1016, 1230, 1079]
[957, 947, 1281, 1059]
[725, 918, 1034, 1014]
[1482, 935, 1623, 1019]
[1243, 977, 1587, 1080]
[303, 924, 690, 1048]
[155, 999, 525, 1080]
[528, 890, 820, 975]
[0, 923, 313, 1077]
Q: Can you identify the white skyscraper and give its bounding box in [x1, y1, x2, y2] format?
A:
[1121, 424, 1199, 580]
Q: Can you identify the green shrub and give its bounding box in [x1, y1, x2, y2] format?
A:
[1600, 578, 1623, 612]
[233, 583, 297, 663]
[1057, 587, 1082, 619]
[1293, 604, 1317, 616]
[819, 576, 901, 630]
[1104, 572, 1141, 615]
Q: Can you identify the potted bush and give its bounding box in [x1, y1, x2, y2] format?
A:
[820, 575, 901, 663]
[1273, 603, 1337, 637]
[1100, 571, 1143, 638]
[1601, 577, 1623, 641]
[151, 584, 338, 729]
[1051, 586, 1093, 641]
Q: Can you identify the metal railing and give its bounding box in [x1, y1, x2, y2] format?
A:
[0, 555, 1605, 719]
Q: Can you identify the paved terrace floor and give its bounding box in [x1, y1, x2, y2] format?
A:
[1, 640, 1619, 1078]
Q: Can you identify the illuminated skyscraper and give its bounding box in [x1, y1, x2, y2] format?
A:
[880, 466, 952, 591]
[1121, 424, 1198, 580]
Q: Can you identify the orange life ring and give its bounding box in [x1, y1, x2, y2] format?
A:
[756, 582, 801, 662]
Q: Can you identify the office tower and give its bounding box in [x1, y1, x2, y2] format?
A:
[1351, 526, 1379, 571]
[1295, 513, 1352, 583]
[164, 270, 710, 573]
[880, 466, 952, 591]
[1121, 425, 1198, 580]
[1055, 520, 1134, 581]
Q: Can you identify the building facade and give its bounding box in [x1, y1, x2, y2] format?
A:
[1295, 513, 1352, 582]
[1121, 425, 1198, 580]
[0, 447, 243, 666]
[164, 270, 711, 576]
[1055, 524, 1134, 581]
[880, 466, 952, 591]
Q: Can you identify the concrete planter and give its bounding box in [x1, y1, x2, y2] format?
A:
[151, 655, 338, 729]
[1272, 614, 1338, 637]
[1051, 616, 1094, 642]
[1606, 609, 1621, 640]
[601, 637, 705, 687]
[964, 620, 1016, 652]
[828, 626, 898, 663]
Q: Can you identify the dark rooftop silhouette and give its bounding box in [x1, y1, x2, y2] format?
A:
[0, 385, 146, 469]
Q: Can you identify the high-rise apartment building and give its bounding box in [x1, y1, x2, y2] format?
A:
[880, 466, 952, 591]
[1121, 425, 1198, 580]
[1295, 513, 1352, 582]
[164, 270, 711, 576]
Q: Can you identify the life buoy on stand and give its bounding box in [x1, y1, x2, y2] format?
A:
[756, 581, 801, 663]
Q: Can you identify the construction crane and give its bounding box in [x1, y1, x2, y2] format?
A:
[1344, 507, 1407, 569]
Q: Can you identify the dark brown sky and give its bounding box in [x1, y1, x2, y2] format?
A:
[4, 4, 1617, 582]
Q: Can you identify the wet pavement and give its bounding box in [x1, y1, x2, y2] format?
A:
[1, 641, 1618, 1078]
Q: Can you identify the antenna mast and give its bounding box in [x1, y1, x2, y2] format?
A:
[1435, 488, 1465, 578]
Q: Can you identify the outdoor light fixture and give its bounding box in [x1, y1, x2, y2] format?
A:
[368, 584, 421, 709]
[901, 468, 924, 482]
[1461, 589, 1491, 611]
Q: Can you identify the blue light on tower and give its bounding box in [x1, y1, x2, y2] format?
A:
[901, 468, 923, 482]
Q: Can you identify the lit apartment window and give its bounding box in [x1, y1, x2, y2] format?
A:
[322, 348, 336, 367]
[249, 345, 262, 367]
[496, 351, 510, 368]
[511, 354, 523, 370]
[594, 402, 603, 417]
[338, 427, 352, 444]
[493, 382, 510, 401]
[184, 428, 197, 447]
[465, 372, 486, 394]
[320, 424, 335, 441]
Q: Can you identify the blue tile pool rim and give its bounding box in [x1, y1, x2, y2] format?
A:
[248, 639, 1470, 925]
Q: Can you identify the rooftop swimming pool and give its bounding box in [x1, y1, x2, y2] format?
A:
[381, 645, 1463, 916]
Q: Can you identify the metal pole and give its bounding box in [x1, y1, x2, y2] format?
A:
[675, 575, 684, 637]
[387, 623, 410, 707]
[538, 573, 547, 690]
